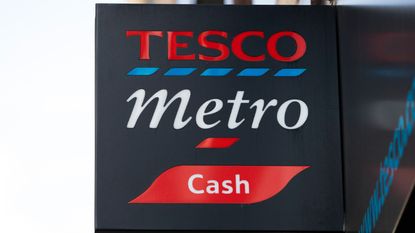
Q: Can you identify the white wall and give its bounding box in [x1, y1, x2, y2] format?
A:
[0, 1, 108, 232]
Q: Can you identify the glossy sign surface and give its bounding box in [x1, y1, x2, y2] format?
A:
[96, 4, 343, 231]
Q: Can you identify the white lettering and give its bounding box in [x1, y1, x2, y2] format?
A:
[235, 174, 250, 194]
[127, 89, 192, 129]
[126, 89, 309, 130]
[188, 174, 204, 194]
[250, 99, 278, 129]
[196, 99, 223, 129]
[187, 174, 250, 195]
[277, 99, 308, 129]
[228, 91, 249, 129]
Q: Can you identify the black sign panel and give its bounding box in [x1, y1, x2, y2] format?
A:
[96, 4, 343, 231]
[338, 6, 415, 233]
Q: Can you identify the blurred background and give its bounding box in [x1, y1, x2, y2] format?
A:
[0, 0, 414, 233]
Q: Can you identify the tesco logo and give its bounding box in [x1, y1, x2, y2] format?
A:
[125, 29, 311, 205]
[126, 30, 306, 62]
[125, 30, 309, 131]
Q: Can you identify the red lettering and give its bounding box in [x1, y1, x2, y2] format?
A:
[267, 31, 306, 62]
[168, 31, 195, 60]
[126, 31, 163, 60]
[231, 31, 265, 62]
[127, 30, 307, 62]
[198, 30, 229, 61]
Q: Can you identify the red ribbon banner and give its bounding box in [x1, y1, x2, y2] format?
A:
[129, 165, 309, 204]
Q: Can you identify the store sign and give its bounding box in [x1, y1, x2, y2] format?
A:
[129, 165, 309, 204]
[96, 4, 344, 231]
[126, 30, 306, 62]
